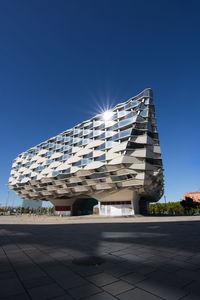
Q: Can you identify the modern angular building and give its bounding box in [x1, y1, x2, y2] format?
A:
[8, 88, 164, 216]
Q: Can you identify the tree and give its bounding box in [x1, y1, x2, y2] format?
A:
[150, 201, 185, 215]
[25, 207, 30, 214]
[180, 197, 200, 215]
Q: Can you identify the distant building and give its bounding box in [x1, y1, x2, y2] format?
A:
[22, 199, 42, 209]
[183, 192, 200, 203]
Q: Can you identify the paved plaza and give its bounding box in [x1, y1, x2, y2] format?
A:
[0, 215, 200, 300]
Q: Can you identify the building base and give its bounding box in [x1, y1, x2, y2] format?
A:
[96, 189, 140, 216]
[50, 189, 143, 217]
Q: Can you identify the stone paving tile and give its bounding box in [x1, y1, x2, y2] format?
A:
[16, 265, 47, 281]
[181, 294, 200, 300]
[0, 263, 13, 273]
[119, 253, 146, 263]
[23, 275, 54, 289]
[183, 280, 200, 298]
[2, 216, 200, 300]
[16, 244, 36, 251]
[136, 252, 156, 260]
[0, 253, 7, 259]
[115, 260, 139, 271]
[87, 272, 118, 287]
[69, 263, 102, 277]
[25, 251, 55, 265]
[170, 254, 192, 262]
[68, 283, 102, 299]
[117, 287, 162, 300]
[174, 269, 200, 284]
[48, 251, 69, 258]
[2, 245, 20, 252]
[136, 278, 189, 300]
[101, 254, 126, 264]
[1, 293, 30, 300]
[152, 250, 175, 257]
[0, 271, 17, 280]
[54, 257, 73, 267]
[51, 294, 74, 300]
[30, 257, 56, 267]
[102, 280, 133, 296]
[55, 274, 89, 290]
[175, 249, 196, 257]
[158, 263, 182, 273]
[5, 253, 35, 269]
[149, 269, 194, 287]
[28, 283, 66, 300]
[0, 278, 25, 298]
[149, 254, 171, 263]
[133, 263, 157, 275]
[120, 272, 147, 285]
[41, 264, 74, 279]
[104, 265, 132, 278]
[86, 291, 117, 300]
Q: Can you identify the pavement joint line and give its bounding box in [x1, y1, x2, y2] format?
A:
[2, 245, 32, 300]
[23, 242, 106, 299]
[129, 285, 166, 300]
[0, 229, 72, 299]
[1, 216, 200, 299]
[23, 245, 138, 300]
[178, 291, 192, 300]
[21, 246, 75, 299]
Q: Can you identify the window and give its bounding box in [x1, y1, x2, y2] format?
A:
[94, 154, 105, 161]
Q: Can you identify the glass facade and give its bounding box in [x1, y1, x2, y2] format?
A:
[8, 88, 164, 208]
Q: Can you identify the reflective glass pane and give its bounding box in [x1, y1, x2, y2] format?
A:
[119, 128, 132, 138]
[52, 171, 60, 176]
[93, 130, 103, 137]
[84, 152, 93, 159]
[124, 102, 132, 110]
[105, 131, 116, 137]
[64, 137, 71, 142]
[108, 133, 119, 141]
[118, 118, 133, 128]
[99, 132, 105, 139]
[126, 111, 137, 119]
[130, 100, 140, 108]
[96, 143, 105, 150]
[105, 141, 118, 149]
[55, 136, 64, 142]
[63, 145, 72, 151]
[118, 111, 128, 118]
[62, 168, 71, 174]
[104, 120, 115, 128]
[95, 154, 105, 161]
[140, 109, 149, 117]
[73, 128, 81, 135]
[94, 120, 103, 127]
[111, 175, 127, 182]
[82, 139, 92, 145]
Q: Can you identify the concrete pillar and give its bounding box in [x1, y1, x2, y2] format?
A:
[132, 191, 140, 214]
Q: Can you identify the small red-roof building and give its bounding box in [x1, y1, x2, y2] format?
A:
[183, 192, 200, 203]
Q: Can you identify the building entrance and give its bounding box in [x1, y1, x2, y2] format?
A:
[71, 198, 98, 216]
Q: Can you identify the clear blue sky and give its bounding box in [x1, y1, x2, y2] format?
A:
[0, 0, 199, 207]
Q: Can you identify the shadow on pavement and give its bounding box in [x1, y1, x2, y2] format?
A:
[0, 219, 200, 299]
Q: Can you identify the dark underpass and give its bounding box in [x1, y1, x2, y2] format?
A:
[71, 198, 98, 216]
